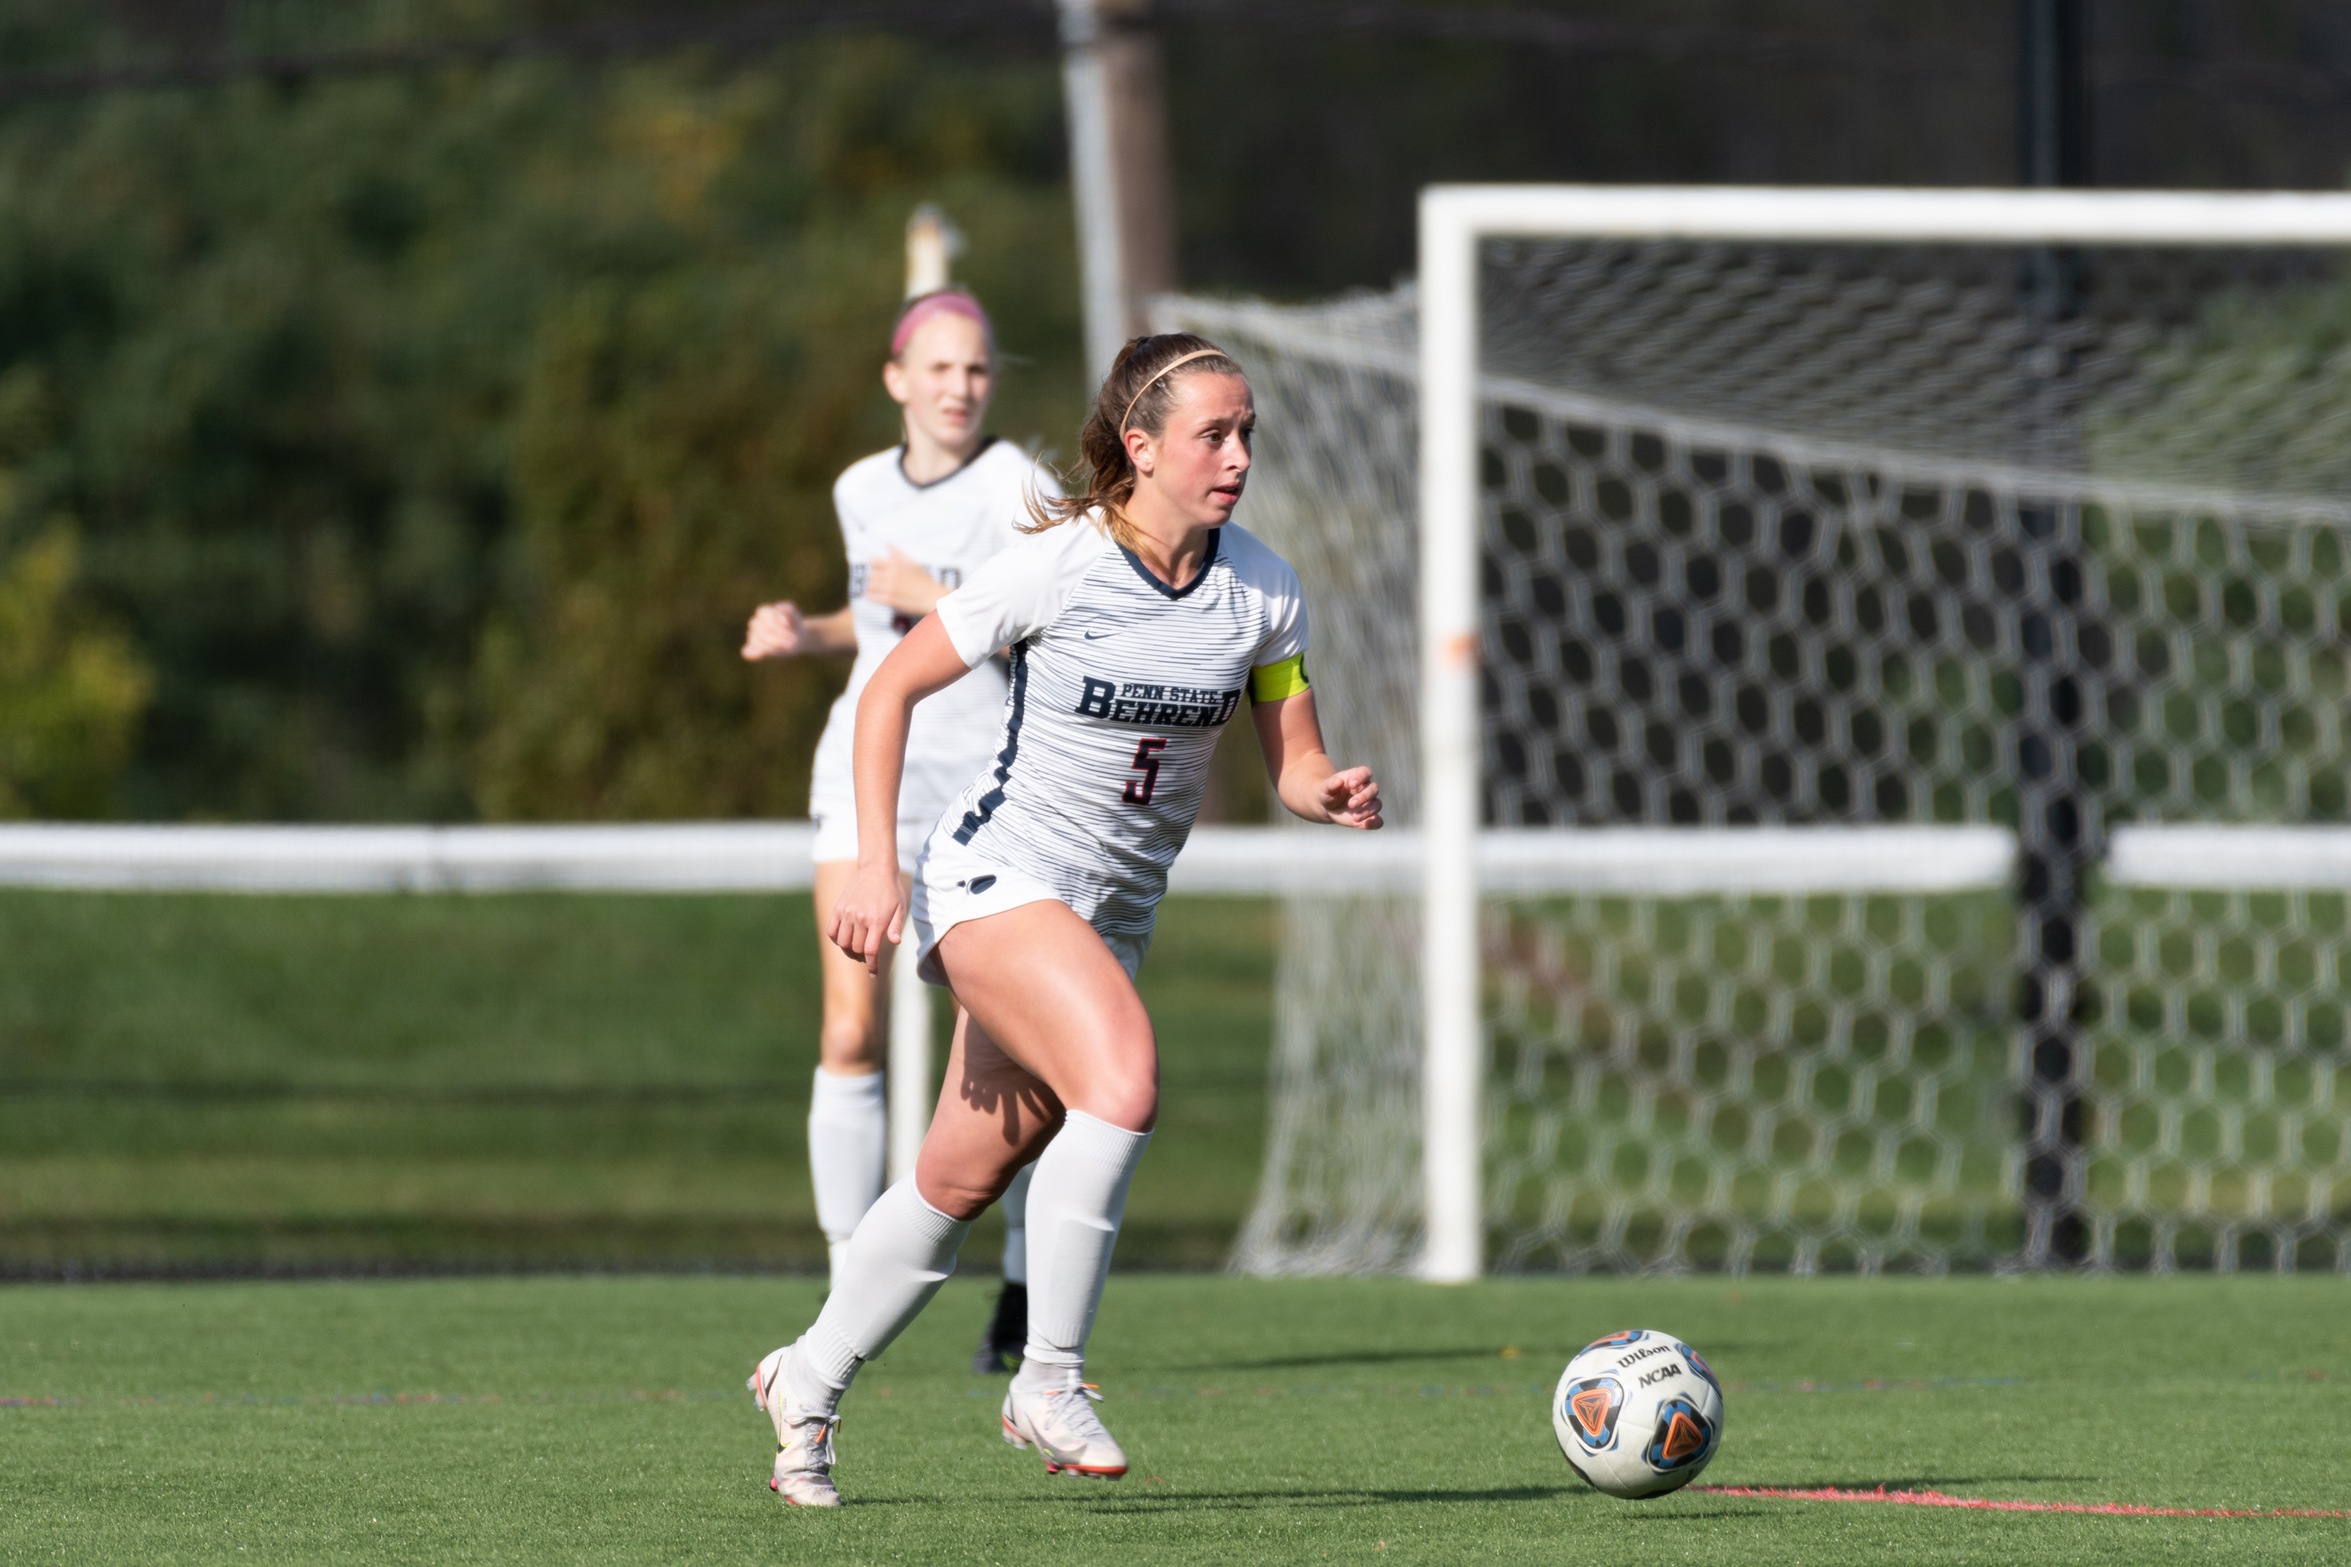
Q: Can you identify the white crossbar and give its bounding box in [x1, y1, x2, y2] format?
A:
[1423, 184, 2351, 247]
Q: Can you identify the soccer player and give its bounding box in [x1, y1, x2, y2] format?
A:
[741, 288, 1043, 1370]
[749, 333, 1383, 1506]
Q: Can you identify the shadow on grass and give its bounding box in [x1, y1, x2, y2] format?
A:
[1168, 1347, 1521, 1373]
[1172, 1336, 1788, 1376]
[1042, 1484, 1766, 1516]
[1740, 1476, 2103, 1490]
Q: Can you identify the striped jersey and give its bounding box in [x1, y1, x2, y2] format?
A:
[928, 516, 1310, 936]
[808, 439, 1054, 830]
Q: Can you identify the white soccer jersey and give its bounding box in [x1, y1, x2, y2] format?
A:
[922, 516, 1309, 938]
[807, 440, 1054, 863]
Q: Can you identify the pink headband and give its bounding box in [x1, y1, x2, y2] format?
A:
[891, 291, 991, 358]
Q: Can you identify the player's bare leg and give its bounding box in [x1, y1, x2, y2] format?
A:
[931, 901, 1156, 1479]
[752, 862, 894, 1506]
[807, 861, 892, 1289]
[758, 900, 1149, 1498]
[754, 1000, 1046, 1501]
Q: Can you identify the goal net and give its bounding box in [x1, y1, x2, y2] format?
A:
[1164, 188, 2351, 1276]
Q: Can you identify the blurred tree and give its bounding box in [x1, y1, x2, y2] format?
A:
[473, 274, 855, 820]
[0, 522, 153, 818]
[18, 0, 2351, 821]
[0, 28, 1081, 819]
[0, 365, 153, 817]
[470, 58, 1083, 819]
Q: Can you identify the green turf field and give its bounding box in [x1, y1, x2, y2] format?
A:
[0, 892, 1275, 1274]
[6, 1274, 2348, 1564]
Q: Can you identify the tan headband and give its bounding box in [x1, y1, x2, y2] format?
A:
[1118, 348, 1228, 433]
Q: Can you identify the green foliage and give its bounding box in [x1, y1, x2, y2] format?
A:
[0, 365, 152, 816]
[473, 278, 846, 819]
[0, 34, 1081, 819]
[0, 522, 152, 817]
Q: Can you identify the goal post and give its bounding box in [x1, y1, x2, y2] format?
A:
[1412, 185, 2351, 1281]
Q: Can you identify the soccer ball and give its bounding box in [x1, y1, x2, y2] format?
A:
[1551, 1328, 1725, 1499]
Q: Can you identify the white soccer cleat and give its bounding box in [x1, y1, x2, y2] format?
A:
[750, 1344, 843, 1508]
[1000, 1372, 1128, 1479]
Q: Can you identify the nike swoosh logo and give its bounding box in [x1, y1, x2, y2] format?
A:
[1083, 628, 1114, 640]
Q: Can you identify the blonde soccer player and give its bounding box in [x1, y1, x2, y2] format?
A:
[748, 333, 1383, 1506]
[742, 288, 1044, 1371]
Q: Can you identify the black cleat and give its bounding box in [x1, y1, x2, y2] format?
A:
[972, 1281, 1028, 1374]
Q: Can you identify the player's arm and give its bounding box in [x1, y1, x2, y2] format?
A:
[1249, 663, 1382, 831]
[742, 602, 856, 659]
[827, 614, 973, 971]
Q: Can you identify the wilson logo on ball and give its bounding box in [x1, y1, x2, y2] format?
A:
[1561, 1377, 1624, 1450]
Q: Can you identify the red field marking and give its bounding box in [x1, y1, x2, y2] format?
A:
[1698, 1485, 2351, 1520]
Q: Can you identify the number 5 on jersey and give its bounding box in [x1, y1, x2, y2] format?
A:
[1121, 737, 1168, 806]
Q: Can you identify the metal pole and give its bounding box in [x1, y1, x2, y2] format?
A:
[2018, 0, 2090, 189]
[1059, 0, 1177, 382]
[1418, 190, 1484, 1282]
[1060, 0, 1130, 381]
[2015, 0, 2092, 1268]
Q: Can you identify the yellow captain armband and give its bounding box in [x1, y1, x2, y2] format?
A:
[1248, 652, 1310, 703]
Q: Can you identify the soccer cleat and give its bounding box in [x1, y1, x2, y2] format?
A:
[749, 1344, 843, 1508]
[971, 1282, 1028, 1374]
[1000, 1371, 1128, 1479]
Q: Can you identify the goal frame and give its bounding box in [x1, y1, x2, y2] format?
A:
[1417, 184, 2351, 1282]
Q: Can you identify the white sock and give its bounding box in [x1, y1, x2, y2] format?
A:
[1017, 1110, 1151, 1386]
[807, 1068, 886, 1288]
[1000, 1161, 1034, 1285]
[791, 1178, 972, 1417]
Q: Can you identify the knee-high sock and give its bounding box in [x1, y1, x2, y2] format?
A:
[1018, 1110, 1151, 1378]
[1000, 1161, 1034, 1285]
[791, 1178, 971, 1416]
[807, 1069, 886, 1289]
